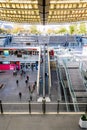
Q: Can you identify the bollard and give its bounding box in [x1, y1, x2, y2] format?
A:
[57, 100, 60, 113]
[28, 100, 31, 114]
[0, 100, 3, 114]
[42, 97, 46, 114]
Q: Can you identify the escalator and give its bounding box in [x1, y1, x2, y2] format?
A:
[45, 52, 49, 95]
[38, 45, 50, 101]
[58, 63, 74, 112]
[63, 61, 79, 112]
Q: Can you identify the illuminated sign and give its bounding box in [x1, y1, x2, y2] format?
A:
[4, 50, 9, 56]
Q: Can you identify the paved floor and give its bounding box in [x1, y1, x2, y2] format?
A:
[0, 114, 82, 130]
[0, 70, 37, 102]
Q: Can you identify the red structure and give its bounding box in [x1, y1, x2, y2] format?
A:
[0, 61, 20, 71]
[49, 50, 54, 56]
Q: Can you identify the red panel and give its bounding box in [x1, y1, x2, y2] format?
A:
[0, 64, 16, 70]
[28, 48, 37, 51]
[50, 50, 54, 56]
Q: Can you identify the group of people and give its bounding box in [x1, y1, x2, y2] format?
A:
[16, 75, 37, 101]
[25, 75, 29, 86]
[21, 63, 35, 72]
[13, 63, 36, 77]
[16, 75, 29, 87]
[28, 81, 37, 101]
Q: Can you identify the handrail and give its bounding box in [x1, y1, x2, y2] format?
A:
[56, 59, 69, 112]
[63, 60, 79, 112]
[56, 60, 61, 101]
[0, 102, 87, 114]
[48, 48, 51, 95]
[43, 45, 45, 97]
[37, 47, 41, 95]
[1, 102, 87, 105]
[79, 61, 87, 89]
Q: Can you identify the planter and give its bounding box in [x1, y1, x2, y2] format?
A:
[79, 117, 87, 128]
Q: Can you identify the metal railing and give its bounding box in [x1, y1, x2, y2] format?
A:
[37, 47, 41, 95]
[79, 61, 87, 89]
[63, 60, 79, 112]
[48, 48, 51, 96]
[56, 59, 70, 111]
[0, 100, 87, 114]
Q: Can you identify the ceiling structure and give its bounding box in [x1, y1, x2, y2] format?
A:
[0, 0, 87, 25]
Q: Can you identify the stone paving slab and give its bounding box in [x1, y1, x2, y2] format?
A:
[0, 114, 82, 130]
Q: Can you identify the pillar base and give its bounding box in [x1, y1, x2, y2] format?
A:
[37, 97, 51, 102]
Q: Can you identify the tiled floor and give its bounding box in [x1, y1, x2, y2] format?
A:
[0, 70, 37, 102]
[0, 114, 82, 130]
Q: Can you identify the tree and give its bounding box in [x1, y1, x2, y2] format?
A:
[79, 22, 87, 34]
[55, 27, 68, 34]
[47, 28, 55, 34]
[69, 25, 77, 34]
[29, 25, 41, 34]
[11, 25, 24, 34]
[0, 28, 8, 34]
[0, 28, 4, 33]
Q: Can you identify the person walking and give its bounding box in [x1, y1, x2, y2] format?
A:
[19, 92, 22, 100]
[25, 79, 28, 86]
[16, 80, 19, 87]
[27, 75, 29, 81]
[28, 85, 31, 92]
[31, 63, 34, 71]
[33, 84, 35, 91]
[34, 81, 37, 86]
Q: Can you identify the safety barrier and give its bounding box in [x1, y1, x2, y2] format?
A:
[63, 60, 79, 112]
[56, 59, 69, 111]
[0, 100, 87, 114]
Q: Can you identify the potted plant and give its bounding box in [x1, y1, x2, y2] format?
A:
[79, 114, 87, 128]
